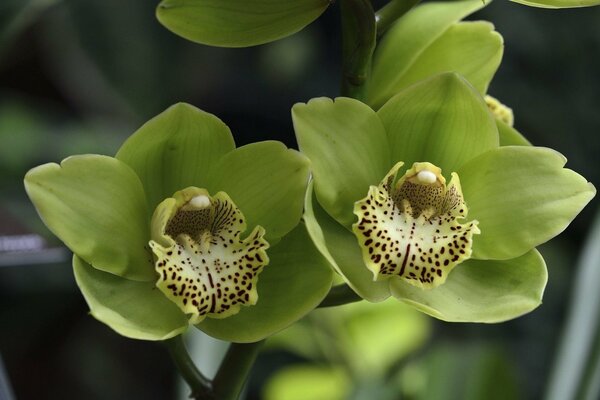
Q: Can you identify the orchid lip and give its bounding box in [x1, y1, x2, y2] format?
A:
[149, 187, 269, 324]
[353, 162, 480, 290]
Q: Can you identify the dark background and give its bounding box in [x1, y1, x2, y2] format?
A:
[1, 0, 598, 398]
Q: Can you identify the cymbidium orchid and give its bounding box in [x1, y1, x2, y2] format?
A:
[293, 73, 595, 322]
[24, 103, 333, 342]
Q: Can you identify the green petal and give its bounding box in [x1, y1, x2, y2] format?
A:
[206, 141, 309, 243]
[497, 120, 532, 147]
[367, 0, 488, 109]
[510, 0, 600, 8]
[378, 73, 499, 175]
[264, 365, 350, 400]
[293, 97, 391, 228]
[197, 223, 334, 343]
[156, 0, 329, 48]
[304, 182, 391, 302]
[24, 155, 153, 281]
[116, 103, 235, 213]
[458, 146, 596, 260]
[390, 249, 548, 322]
[369, 21, 503, 109]
[73, 255, 188, 340]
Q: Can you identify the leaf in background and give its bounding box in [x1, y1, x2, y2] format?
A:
[264, 365, 349, 400]
[156, 0, 330, 48]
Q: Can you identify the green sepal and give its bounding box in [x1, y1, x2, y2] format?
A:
[390, 249, 548, 322]
[497, 119, 532, 146]
[303, 181, 391, 302]
[197, 223, 334, 343]
[73, 255, 188, 340]
[510, 0, 600, 8]
[206, 141, 310, 243]
[116, 103, 235, 214]
[367, 0, 490, 109]
[368, 20, 503, 109]
[378, 73, 499, 176]
[24, 155, 154, 281]
[293, 97, 391, 228]
[458, 146, 596, 260]
[156, 0, 330, 48]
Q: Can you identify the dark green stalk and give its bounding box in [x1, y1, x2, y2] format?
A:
[212, 340, 265, 400]
[165, 335, 214, 400]
[318, 284, 362, 308]
[340, 0, 376, 100]
[375, 0, 421, 36]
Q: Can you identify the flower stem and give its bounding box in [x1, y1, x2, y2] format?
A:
[340, 0, 376, 100]
[165, 335, 214, 400]
[212, 340, 265, 400]
[318, 283, 362, 308]
[375, 0, 421, 36]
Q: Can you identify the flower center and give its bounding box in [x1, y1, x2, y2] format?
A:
[353, 162, 479, 289]
[149, 187, 269, 324]
[485, 95, 514, 126]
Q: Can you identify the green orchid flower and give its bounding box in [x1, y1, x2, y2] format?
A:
[24, 103, 333, 342]
[292, 73, 595, 323]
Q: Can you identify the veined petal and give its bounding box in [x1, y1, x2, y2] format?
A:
[206, 141, 309, 243]
[149, 187, 269, 324]
[24, 155, 154, 281]
[73, 255, 188, 341]
[390, 249, 548, 323]
[116, 103, 235, 214]
[293, 97, 391, 228]
[198, 223, 334, 343]
[459, 146, 596, 260]
[378, 73, 499, 176]
[353, 162, 479, 289]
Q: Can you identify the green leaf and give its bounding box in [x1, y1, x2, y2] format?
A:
[304, 182, 391, 302]
[390, 249, 547, 322]
[369, 21, 503, 109]
[197, 223, 333, 343]
[206, 141, 310, 243]
[73, 255, 188, 340]
[264, 365, 350, 400]
[293, 97, 391, 228]
[116, 103, 235, 214]
[24, 155, 154, 281]
[156, 0, 329, 48]
[510, 0, 600, 8]
[497, 120, 531, 147]
[378, 73, 499, 175]
[458, 146, 596, 260]
[367, 0, 489, 109]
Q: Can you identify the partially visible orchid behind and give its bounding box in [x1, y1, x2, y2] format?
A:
[24, 103, 333, 342]
[293, 72, 595, 322]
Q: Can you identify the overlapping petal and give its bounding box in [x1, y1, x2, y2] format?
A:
[458, 146, 596, 260]
[293, 97, 391, 228]
[24, 155, 153, 281]
[73, 256, 188, 340]
[206, 141, 310, 243]
[378, 73, 499, 175]
[198, 223, 334, 343]
[116, 103, 236, 213]
[304, 182, 391, 302]
[367, 0, 491, 109]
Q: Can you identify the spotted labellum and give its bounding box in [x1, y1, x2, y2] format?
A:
[293, 72, 595, 322]
[24, 103, 333, 342]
